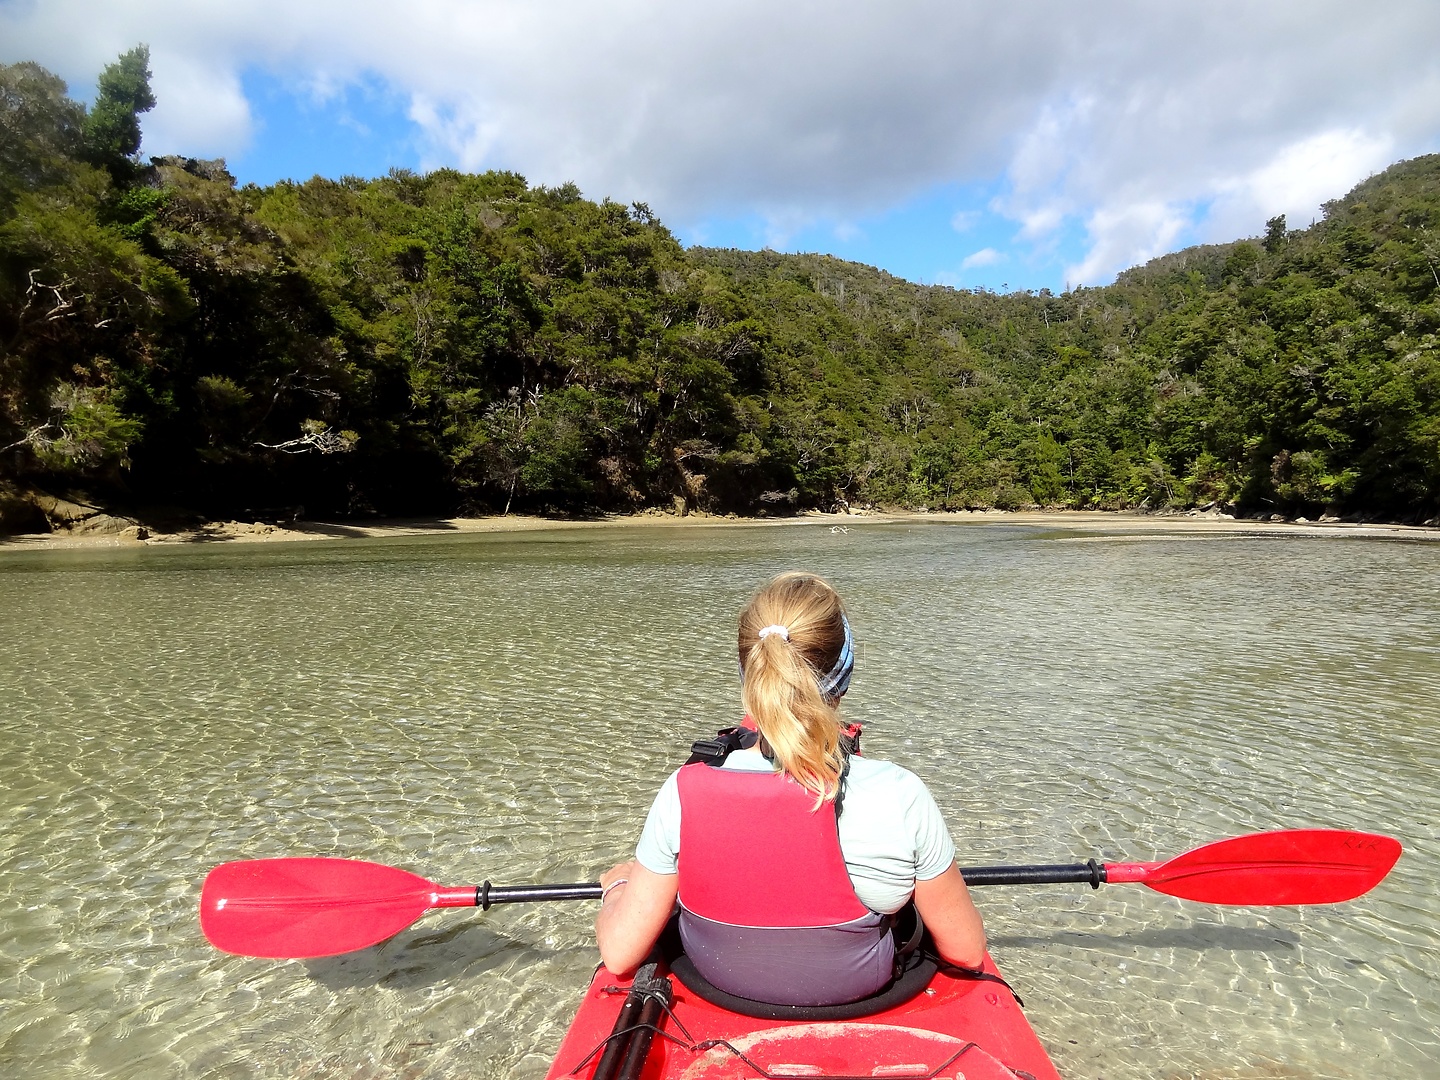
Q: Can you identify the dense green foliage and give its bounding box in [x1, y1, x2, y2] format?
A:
[693, 173, 1440, 519]
[3, 52, 1439, 524]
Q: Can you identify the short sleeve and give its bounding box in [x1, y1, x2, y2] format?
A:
[906, 775, 957, 881]
[634, 770, 683, 875]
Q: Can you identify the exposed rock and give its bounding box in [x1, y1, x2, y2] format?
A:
[32, 493, 104, 527]
[119, 525, 150, 541]
[69, 513, 141, 535]
[14, 493, 143, 535]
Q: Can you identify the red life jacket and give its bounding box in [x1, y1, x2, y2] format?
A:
[675, 760, 895, 1006]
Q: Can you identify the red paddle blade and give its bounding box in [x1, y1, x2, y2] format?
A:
[201, 858, 441, 958]
[1135, 830, 1402, 905]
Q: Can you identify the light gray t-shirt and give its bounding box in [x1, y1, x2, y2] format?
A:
[634, 750, 957, 914]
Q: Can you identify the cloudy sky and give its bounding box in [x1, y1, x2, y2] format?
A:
[5, 1, 1439, 291]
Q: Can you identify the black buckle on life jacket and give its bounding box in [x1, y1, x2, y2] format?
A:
[687, 739, 730, 765]
[686, 725, 758, 766]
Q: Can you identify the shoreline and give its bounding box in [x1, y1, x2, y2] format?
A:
[3, 507, 1439, 551]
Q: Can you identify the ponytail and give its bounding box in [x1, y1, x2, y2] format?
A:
[738, 572, 853, 804]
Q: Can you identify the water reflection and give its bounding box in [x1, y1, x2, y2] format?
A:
[989, 925, 1302, 953]
[1, 522, 1436, 1079]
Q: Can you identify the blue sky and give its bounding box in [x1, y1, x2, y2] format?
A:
[232, 71, 419, 188]
[677, 182, 1091, 293]
[6, 2, 1439, 293]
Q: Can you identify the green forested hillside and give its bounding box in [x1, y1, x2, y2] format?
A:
[3, 51, 1438, 528]
[694, 158, 1440, 519]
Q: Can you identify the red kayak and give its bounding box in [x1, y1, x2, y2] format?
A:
[544, 952, 1061, 1080]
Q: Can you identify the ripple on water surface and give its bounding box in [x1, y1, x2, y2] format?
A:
[1, 524, 1436, 1079]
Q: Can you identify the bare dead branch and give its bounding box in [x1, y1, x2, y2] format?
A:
[1, 421, 59, 454]
[254, 423, 355, 455]
[22, 269, 81, 324]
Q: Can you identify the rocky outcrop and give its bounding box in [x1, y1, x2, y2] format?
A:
[0, 489, 143, 536]
[147, 155, 236, 186]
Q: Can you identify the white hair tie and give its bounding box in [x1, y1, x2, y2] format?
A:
[757, 624, 790, 641]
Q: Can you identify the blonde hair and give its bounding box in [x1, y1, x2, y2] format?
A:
[738, 572, 850, 803]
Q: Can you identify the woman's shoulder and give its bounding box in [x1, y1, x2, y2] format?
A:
[848, 753, 918, 777]
[846, 754, 932, 794]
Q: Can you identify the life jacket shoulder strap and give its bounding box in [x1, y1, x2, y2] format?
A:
[685, 721, 864, 766]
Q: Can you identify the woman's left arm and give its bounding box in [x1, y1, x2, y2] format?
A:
[913, 862, 987, 970]
[594, 859, 679, 974]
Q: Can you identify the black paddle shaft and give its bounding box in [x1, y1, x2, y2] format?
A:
[471, 859, 1106, 908]
[477, 882, 604, 907]
[959, 860, 1106, 888]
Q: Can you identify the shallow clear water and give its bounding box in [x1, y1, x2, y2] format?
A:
[1, 521, 1436, 1080]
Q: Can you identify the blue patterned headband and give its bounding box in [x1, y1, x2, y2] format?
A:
[816, 614, 855, 701]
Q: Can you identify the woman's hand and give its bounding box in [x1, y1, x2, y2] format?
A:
[913, 862, 987, 970]
[594, 860, 679, 975]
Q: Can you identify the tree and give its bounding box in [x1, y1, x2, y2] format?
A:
[83, 45, 155, 185]
[1263, 214, 1287, 254]
[0, 61, 87, 211]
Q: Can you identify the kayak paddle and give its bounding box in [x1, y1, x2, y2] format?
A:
[200, 828, 1401, 959]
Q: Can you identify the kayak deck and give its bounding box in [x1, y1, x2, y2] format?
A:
[545, 953, 1061, 1080]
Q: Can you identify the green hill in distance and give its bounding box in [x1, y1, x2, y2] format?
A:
[3, 50, 1438, 531]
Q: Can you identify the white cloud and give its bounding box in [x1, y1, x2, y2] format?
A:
[1202, 128, 1396, 238]
[961, 248, 1003, 269]
[3, 1, 1438, 280]
[1064, 201, 1190, 288]
[143, 53, 253, 158]
[1013, 204, 1067, 242]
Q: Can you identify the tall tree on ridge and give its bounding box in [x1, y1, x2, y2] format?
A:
[83, 44, 155, 186]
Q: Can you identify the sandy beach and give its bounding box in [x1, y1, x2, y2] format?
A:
[3, 507, 1438, 551]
